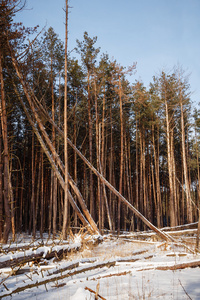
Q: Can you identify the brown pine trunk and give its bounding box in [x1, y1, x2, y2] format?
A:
[19, 141, 26, 232]
[180, 92, 192, 223]
[142, 126, 147, 225]
[51, 57, 57, 238]
[109, 105, 115, 231]
[87, 72, 94, 219]
[63, 0, 69, 239]
[73, 93, 78, 230]
[135, 119, 139, 230]
[171, 133, 178, 226]
[0, 51, 11, 243]
[40, 152, 44, 238]
[139, 125, 144, 229]
[0, 126, 3, 240]
[29, 133, 36, 238]
[165, 97, 176, 227]
[118, 74, 123, 233]
[152, 124, 162, 227]
[94, 76, 101, 231]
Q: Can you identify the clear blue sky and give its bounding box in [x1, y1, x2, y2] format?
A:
[15, 0, 200, 106]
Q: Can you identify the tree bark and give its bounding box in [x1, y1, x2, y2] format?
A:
[0, 126, 3, 240]
[165, 96, 176, 227]
[118, 74, 124, 233]
[180, 87, 192, 223]
[62, 0, 69, 239]
[0, 50, 11, 243]
[87, 72, 94, 218]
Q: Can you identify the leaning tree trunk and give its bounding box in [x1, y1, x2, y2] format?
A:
[11, 75, 99, 234]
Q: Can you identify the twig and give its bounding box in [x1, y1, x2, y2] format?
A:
[178, 279, 193, 300]
[2, 284, 9, 291]
[85, 286, 106, 300]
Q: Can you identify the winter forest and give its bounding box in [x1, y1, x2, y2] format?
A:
[1, 0, 200, 245]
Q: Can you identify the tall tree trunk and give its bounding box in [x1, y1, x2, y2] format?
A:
[51, 56, 57, 238]
[0, 126, 3, 240]
[135, 119, 139, 230]
[40, 152, 44, 238]
[165, 97, 176, 226]
[87, 72, 94, 219]
[109, 105, 115, 231]
[171, 132, 178, 226]
[62, 0, 69, 239]
[152, 124, 161, 227]
[180, 90, 192, 223]
[118, 74, 123, 233]
[0, 51, 11, 243]
[73, 92, 78, 230]
[94, 76, 101, 231]
[29, 133, 36, 238]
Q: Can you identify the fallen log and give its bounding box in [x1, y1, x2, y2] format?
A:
[156, 260, 200, 271]
[0, 244, 81, 269]
[137, 260, 200, 272]
[0, 235, 103, 270]
[0, 261, 116, 299]
[46, 261, 79, 276]
[161, 222, 198, 232]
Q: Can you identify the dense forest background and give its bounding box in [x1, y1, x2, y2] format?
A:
[1, 0, 200, 243]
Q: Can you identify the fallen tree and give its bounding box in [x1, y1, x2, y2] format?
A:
[0, 261, 116, 299]
[138, 260, 200, 272]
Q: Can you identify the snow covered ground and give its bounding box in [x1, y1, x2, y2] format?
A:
[0, 232, 200, 299]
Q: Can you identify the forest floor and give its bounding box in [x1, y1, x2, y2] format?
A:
[0, 228, 200, 299]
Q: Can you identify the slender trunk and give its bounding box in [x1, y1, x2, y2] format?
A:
[51, 57, 57, 238]
[73, 92, 78, 230]
[109, 105, 114, 231]
[139, 125, 144, 229]
[49, 170, 53, 236]
[29, 133, 36, 238]
[19, 141, 26, 232]
[40, 152, 44, 238]
[152, 124, 162, 227]
[35, 152, 42, 233]
[118, 74, 123, 233]
[142, 126, 147, 224]
[135, 119, 139, 230]
[87, 72, 94, 218]
[165, 97, 176, 226]
[94, 76, 101, 231]
[63, 0, 69, 239]
[0, 126, 3, 240]
[124, 132, 130, 229]
[171, 132, 177, 226]
[180, 93, 192, 223]
[0, 51, 11, 243]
